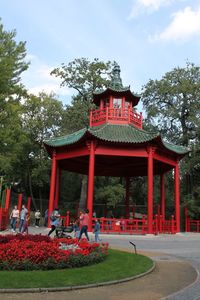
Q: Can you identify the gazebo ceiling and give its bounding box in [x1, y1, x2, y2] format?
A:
[58, 154, 174, 177]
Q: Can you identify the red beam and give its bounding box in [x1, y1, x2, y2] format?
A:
[154, 153, 176, 166]
[96, 145, 147, 157]
[56, 147, 89, 160]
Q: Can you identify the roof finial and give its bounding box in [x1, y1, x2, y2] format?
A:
[110, 62, 123, 89]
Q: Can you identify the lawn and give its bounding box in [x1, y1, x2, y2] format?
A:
[0, 249, 153, 289]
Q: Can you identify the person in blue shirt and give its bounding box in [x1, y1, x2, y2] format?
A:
[93, 219, 101, 242]
[48, 208, 60, 237]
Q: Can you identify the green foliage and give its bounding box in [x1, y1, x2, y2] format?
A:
[142, 62, 200, 147]
[95, 178, 125, 208]
[52, 58, 114, 132]
[142, 62, 200, 215]
[0, 20, 28, 114]
[51, 57, 113, 102]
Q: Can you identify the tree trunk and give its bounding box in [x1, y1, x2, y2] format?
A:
[28, 168, 37, 210]
[79, 175, 87, 210]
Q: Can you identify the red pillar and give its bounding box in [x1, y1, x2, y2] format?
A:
[54, 167, 61, 209]
[48, 151, 57, 227]
[125, 177, 130, 218]
[160, 173, 165, 220]
[174, 162, 180, 232]
[27, 197, 31, 214]
[147, 146, 154, 234]
[17, 193, 23, 211]
[87, 140, 95, 231]
[5, 188, 11, 210]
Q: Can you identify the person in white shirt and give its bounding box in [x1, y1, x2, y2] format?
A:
[35, 210, 41, 227]
[10, 205, 19, 232]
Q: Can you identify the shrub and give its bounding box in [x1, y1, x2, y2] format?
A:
[0, 235, 108, 271]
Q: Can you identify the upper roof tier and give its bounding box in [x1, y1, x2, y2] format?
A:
[93, 63, 140, 107]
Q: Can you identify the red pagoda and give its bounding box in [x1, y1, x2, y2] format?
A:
[44, 63, 188, 234]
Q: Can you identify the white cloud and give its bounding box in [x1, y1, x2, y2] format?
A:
[128, 0, 173, 18]
[22, 54, 72, 100]
[150, 6, 200, 42]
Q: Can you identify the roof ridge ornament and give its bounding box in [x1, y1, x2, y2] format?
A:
[110, 62, 123, 89]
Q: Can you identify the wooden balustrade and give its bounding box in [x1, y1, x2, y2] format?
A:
[90, 107, 142, 129]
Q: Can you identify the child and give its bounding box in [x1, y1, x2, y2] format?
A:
[73, 219, 80, 238]
[93, 219, 101, 242]
[21, 214, 30, 235]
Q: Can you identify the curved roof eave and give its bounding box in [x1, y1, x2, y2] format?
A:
[93, 88, 140, 106]
[43, 128, 87, 148]
[160, 137, 189, 155]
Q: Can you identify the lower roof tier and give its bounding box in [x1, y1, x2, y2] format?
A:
[44, 123, 189, 157]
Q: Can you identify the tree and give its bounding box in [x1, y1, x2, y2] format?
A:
[0, 20, 29, 192]
[142, 62, 200, 147]
[52, 58, 114, 133]
[51, 57, 113, 103]
[0, 20, 29, 115]
[21, 92, 64, 210]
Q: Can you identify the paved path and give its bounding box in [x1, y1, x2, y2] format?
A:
[1, 228, 200, 299]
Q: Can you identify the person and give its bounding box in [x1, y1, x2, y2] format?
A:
[78, 209, 90, 241]
[44, 208, 48, 226]
[21, 214, 30, 234]
[93, 219, 101, 242]
[73, 219, 80, 238]
[48, 208, 60, 237]
[34, 209, 41, 227]
[19, 204, 28, 233]
[107, 210, 114, 230]
[10, 205, 19, 232]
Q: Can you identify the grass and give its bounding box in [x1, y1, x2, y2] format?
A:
[0, 249, 153, 289]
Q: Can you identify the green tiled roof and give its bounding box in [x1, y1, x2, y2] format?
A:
[94, 86, 130, 94]
[89, 124, 158, 143]
[162, 139, 189, 154]
[44, 123, 189, 155]
[44, 128, 87, 147]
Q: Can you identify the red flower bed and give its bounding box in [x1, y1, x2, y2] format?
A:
[0, 235, 108, 271]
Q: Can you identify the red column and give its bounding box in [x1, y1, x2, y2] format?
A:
[27, 197, 31, 213]
[5, 188, 11, 210]
[87, 140, 95, 231]
[147, 146, 154, 234]
[48, 151, 57, 227]
[125, 177, 130, 218]
[54, 167, 61, 209]
[17, 193, 23, 211]
[174, 162, 180, 232]
[160, 174, 165, 220]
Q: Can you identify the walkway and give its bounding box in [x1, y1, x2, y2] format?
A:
[0, 228, 200, 300]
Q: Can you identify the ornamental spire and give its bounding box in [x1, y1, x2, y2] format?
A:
[110, 62, 123, 89]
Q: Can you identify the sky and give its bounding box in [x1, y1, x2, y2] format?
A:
[0, 0, 200, 109]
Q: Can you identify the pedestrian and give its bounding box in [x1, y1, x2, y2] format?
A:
[48, 208, 60, 237]
[73, 219, 80, 238]
[44, 208, 48, 226]
[93, 219, 101, 242]
[78, 209, 90, 241]
[21, 214, 30, 234]
[10, 205, 19, 232]
[19, 204, 28, 233]
[34, 209, 41, 227]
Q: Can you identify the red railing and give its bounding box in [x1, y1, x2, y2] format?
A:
[59, 213, 177, 235]
[186, 220, 200, 233]
[90, 107, 142, 129]
[92, 217, 148, 235]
